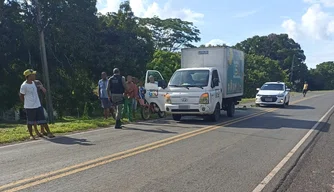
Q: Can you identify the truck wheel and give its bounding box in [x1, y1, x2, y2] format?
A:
[157, 110, 166, 118]
[227, 102, 235, 117]
[172, 114, 182, 121]
[210, 104, 221, 122]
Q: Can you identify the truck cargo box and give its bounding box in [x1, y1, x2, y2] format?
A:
[181, 47, 244, 98]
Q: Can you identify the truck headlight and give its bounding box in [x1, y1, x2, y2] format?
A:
[199, 93, 209, 104]
[165, 94, 171, 104]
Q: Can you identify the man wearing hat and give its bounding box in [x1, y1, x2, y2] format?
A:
[107, 68, 126, 129]
[19, 69, 53, 139]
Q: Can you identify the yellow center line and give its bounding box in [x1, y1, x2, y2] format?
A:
[1, 95, 321, 192]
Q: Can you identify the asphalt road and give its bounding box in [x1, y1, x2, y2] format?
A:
[0, 91, 333, 192]
[276, 99, 334, 192]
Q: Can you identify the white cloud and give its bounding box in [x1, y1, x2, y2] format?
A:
[304, 0, 334, 7]
[97, 0, 204, 23]
[281, 4, 334, 40]
[205, 39, 229, 46]
[281, 1, 334, 66]
[233, 10, 258, 18]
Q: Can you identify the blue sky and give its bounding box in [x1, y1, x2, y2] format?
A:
[97, 0, 334, 69]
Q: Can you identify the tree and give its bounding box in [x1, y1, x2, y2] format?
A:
[308, 62, 334, 90]
[139, 16, 201, 52]
[95, 1, 154, 79]
[147, 50, 181, 81]
[234, 33, 308, 91]
[0, 0, 28, 112]
[244, 54, 288, 98]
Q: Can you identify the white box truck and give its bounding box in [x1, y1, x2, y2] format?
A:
[164, 47, 245, 121]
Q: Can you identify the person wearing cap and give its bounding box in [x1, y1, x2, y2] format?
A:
[19, 69, 53, 139]
[107, 68, 126, 129]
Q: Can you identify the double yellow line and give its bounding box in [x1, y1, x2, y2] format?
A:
[1, 95, 320, 192]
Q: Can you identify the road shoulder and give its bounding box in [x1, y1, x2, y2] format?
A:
[276, 110, 334, 192]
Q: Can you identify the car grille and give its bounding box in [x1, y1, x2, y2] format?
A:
[260, 95, 278, 102]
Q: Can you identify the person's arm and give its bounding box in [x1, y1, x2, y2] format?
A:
[98, 81, 101, 99]
[107, 78, 112, 97]
[35, 80, 47, 93]
[19, 84, 26, 102]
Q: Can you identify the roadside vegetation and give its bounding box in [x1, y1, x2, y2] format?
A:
[1, 1, 334, 143]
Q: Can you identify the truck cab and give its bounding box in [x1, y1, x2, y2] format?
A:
[164, 67, 225, 121]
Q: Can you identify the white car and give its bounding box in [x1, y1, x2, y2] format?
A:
[255, 82, 291, 108]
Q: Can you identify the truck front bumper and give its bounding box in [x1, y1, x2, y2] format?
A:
[165, 104, 214, 115]
[255, 96, 285, 105]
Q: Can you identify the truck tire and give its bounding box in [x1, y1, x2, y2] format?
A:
[172, 114, 182, 121]
[210, 103, 221, 122]
[227, 102, 235, 117]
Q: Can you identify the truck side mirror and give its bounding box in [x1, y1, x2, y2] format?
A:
[256, 88, 260, 91]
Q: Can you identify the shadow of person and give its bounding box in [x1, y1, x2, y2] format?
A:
[47, 136, 94, 146]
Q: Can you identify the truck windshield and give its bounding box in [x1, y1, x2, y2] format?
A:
[169, 70, 209, 87]
[261, 84, 284, 91]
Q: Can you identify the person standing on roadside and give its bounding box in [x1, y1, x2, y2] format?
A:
[33, 79, 54, 138]
[302, 81, 309, 97]
[107, 68, 126, 129]
[98, 72, 111, 119]
[123, 75, 135, 122]
[19, 69, 53, 140]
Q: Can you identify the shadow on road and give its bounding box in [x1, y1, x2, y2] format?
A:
[228, 112, 330, 132]
[286, 105, 315, 110]
[258, 104, 315, 110]
[123, 127, 178, 134]
[47, 136, 94, 146]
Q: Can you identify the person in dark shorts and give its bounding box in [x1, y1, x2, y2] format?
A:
[33, 79, 54, 138]
[20, 69, 53, 140]
[107, 68, 126, 129]
[302, 81, 308, 97]
[98, 72, 112, 119]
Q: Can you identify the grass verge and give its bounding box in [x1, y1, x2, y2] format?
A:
[0, 111, 160, 144]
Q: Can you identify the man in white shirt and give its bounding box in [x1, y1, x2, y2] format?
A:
[20, 69, 50, 140]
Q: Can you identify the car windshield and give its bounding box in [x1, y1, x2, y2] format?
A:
[169, 70, 209, 87]
[261, 84, 284, 91]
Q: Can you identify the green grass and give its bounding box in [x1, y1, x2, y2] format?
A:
[0, 111, 161, 144]
[240, 98, 255, 104]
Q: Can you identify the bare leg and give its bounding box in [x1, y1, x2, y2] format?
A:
[33, 123, 42, 137]
[27, 124, 35, 139]
[104, 108, 109, 119]
[41, 124, 55, 138]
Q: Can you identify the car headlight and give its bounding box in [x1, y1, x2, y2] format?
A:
[199, 93, 209, 104]
[277, 94, 284, 97]
[165, 94, 171, 104]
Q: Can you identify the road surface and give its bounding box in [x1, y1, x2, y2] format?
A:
[0, 91, 333, 192]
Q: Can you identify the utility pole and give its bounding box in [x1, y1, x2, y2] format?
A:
[290, 54, 295, 83]
[33, 0, 54, 123]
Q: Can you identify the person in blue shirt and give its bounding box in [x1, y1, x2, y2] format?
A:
[98, 72, 112, 119]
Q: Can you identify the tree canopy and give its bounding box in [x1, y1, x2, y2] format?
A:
[0, 0, 332, 118]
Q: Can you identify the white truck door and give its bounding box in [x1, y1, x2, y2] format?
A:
[144, 70, 167, 112]
[210, 69, 223, 109]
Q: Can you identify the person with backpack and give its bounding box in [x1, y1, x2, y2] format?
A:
[107, 68, 126, 129]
